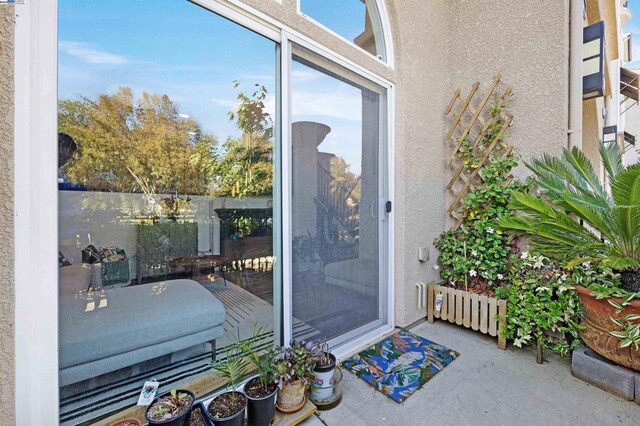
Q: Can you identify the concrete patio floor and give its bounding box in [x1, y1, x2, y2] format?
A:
[300, 320, 640, 426]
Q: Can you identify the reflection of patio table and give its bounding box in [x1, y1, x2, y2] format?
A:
[169, 255, 229, 284]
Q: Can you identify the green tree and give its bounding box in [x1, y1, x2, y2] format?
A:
[59, 87, 217, 195]
[212, 82, 274, 197]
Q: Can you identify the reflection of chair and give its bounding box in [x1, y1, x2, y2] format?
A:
[324, 258, 378, 297]
[59, 279, 225, 387]
[136, 222, 198, 283]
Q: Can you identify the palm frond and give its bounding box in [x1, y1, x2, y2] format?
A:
[600, 142, 623, 181]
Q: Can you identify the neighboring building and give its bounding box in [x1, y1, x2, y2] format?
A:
[581, 0, 638, 170]
[0, 1, 631, 424]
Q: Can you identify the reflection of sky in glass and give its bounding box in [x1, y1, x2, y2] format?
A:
[300, 0, 367, 43]
[58, 0, 276, 140]
[59, 0, 367, 173]
[292, 60, 363, 175]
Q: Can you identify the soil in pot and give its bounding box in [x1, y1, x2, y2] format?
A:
[244, 377, 278, 426]
[189, 406, 209, 426]
[619, 270, 640, 293]
[146, 390, 195, 426]
[206, 392, 247, 426]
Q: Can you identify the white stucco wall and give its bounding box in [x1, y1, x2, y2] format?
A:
[0, 6, 14, 425]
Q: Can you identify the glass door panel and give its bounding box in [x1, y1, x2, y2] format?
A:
[57, 1, 280, 423]
[290, 45, 387, 344]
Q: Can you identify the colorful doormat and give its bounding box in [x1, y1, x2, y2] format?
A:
[342, 330, 459, 403]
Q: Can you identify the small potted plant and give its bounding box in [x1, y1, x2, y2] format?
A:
[236, 326, 279, 426]
[145, 389, 195, 426]
[310, 341, 336, 401]
[272, 340, 317, 413]
[206, 349, 248, 426]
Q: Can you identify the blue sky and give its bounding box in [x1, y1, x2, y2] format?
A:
[300, 0, 366, 42]
[58, 0, 367, 173]
[626, 1, 640, 68]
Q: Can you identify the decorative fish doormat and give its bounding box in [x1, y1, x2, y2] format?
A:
[342, 330, 459, 403]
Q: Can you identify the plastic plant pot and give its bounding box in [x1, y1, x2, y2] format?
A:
[308, 367, 343, 410]
[311, 353, 336, 401]
[243, 378, 278, 426]
[145, 389, 195, 426]
[205, 392, 247, 426]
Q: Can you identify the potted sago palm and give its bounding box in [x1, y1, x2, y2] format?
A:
[499, 143, 640, 370]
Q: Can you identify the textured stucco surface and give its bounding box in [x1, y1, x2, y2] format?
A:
[448, 0, 569, 178]
[0, 6, 14, 425]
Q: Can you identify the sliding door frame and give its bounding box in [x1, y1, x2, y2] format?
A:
[14, 0, 394, 422]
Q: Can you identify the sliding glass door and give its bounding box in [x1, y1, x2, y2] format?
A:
[57, 1, 280, 423]
[290, 45, 388, 345]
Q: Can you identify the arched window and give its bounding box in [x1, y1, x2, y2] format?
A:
[299, 0, 390, 62]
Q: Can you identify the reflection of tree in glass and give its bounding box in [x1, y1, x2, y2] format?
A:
[212, 82, 274, 198]
[59, 87, 216, 195]
[58, 82, 275, 199]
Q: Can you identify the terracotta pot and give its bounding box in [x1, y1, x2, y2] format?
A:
[110, 419, 142, 426]
[575, 285, 640, 371]
[276, 380, 306, 413]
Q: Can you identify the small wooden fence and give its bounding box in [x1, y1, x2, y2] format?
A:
[427, 283, 507, 349]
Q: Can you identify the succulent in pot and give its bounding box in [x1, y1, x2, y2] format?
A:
[207, 348, 248, 426]
[310, 341, 336, 402]
[272, 340, 317, 413]
[235, 325, 279, 426]
[145, 389, 195, 426]
[499, 143, 640, 368]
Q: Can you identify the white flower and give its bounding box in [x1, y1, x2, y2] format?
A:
[433, 264, 440, 270]
[471, 249, 478, 257]
[521, 251, 529, 259]
[469, 270, 477, 277]
[497, 274, 504, 280]
[487, 227, 495, 234]
[583, 261, 591, 270]
[536, 286, 551, 293]
[533, 256, 545, 269]
[475, 260, 481, 266]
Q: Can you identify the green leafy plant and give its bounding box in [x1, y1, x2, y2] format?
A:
[496, 253, 584, 358]
[498, 143, 640, 272]
[212, 346, 248, 403]
[272, 340, 318, 389]
[234, 324, 277, 392]
[148, 389, 191, 421]
[435, 103, 525, 291]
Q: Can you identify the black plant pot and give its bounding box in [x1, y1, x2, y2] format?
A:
[145, 389, 195, 426]
[191, 402, 214, 426]
[205, 392, 247, 426]
[619, 270, 640, 293]
[244, 379, 278, 426]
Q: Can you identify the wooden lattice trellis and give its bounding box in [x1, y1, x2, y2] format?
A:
[445, 74, 515, 230]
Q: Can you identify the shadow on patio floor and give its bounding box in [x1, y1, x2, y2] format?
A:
[301, 320, 640, 426]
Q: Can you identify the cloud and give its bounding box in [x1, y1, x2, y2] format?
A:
[211, 98, 237, 110]
[59, 41, 128, 65]
[292, 90, 361, 121]
[292, 69, 321, 83]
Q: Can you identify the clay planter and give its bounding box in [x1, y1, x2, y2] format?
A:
[243, 377, 278, 426]
[110, 419, 142, 426]
[575, 285, 640, 371]
[145, 389, 195, 426]
[275, 380, 306, 413]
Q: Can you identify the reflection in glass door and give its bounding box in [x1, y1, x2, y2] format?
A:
[290, 45, 387, 344]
